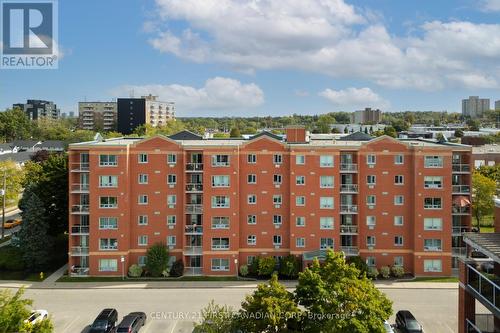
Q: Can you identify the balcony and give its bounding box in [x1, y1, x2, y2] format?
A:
[185, 225, 203, 235]
[453, 206, 471, 215]
[467, 264, 499, 314]
[185, 204, 203, 214]
[340, 184, 358, 193]
[70, 267, 89, 276]
[186, 183, 203, 192]
[71, 205, 90, 215]
[452, 185, 471, 194]
[340, 225, 358, 234]
[184, 267, 203, 276]
[70, 163, 90, 172]
[71, 183, 89, 193]
[452, 163, 471, 173]
[186, 163, 203, 172]
[452, 247, 467, 257]
[71, 225, 89, 235]
[340, 205, 358, 214]
[70, 246, 89, 256]
[452, 226, 470, 235]
[340, 163, 358, 172]
[340, 246, 359, 256]
[184, 246, 202, 255]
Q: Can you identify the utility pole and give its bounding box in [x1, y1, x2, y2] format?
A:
[1, 170, 6, 239]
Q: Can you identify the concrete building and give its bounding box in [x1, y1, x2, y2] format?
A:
[350, 108, 382, 124]
[78, 102, 117, 132]
[67, 127, 472, 277]
[117, 95, 175, 135]
[472, 144, 500, 167]
[462, 96, 490, 119]
[495, 100, 500, 111]
[13, 99, 60, 120]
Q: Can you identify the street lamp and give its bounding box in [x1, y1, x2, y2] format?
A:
[121, 256, 125, 280]
[31, 141, 42, 151]
[1, 169, 6, 239]
[234, 258, 238, 280]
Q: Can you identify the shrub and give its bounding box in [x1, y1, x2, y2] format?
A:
[391, 265, 405, 278]
[367, 267, 379, 279]
[239, 264, 249, 277]
[0, 246, 25, 271]
[279, 255, 301, 279]
[128, 264, 143, 277]
[346, 256, 368, 277]
[380, 266, 390, 279]
[145, 243, 169, 277]
[248, 257, 260, 276]
[258, 257, 276, 277]
[169, 259, 184, 277]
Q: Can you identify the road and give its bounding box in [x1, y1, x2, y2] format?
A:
[0, 209, 21, 238]
[21, 287, 472, 333]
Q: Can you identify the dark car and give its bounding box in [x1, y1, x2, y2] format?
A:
[396, 310, 423, 333]
[89, 308, 118, 333]
[116, 312, 147, 333]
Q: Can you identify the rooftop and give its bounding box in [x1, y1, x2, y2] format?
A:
[472, 144, 500, 154]
[463, 233, 500, 264]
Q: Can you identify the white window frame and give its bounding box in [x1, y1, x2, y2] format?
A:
[247, 154, 256, 164]
[167, 153, 176, 164]
[99, 175, 118, 188]
[99, 259, 118, 272]
[212, 175, 230, 187]
[424, 156, 443, 168]
[99, 217, 117, 230]
[296, 237, 305, 248]
[320, 197, 334, 209]
[320, 155, 334, 167]
[138, 153, 148, 164]
[424, 259, 442, 272]
[212, 196, 230, 208]
[247, 235, 256, 245]
[296, 155, 305, 165]
[320, 175, 334, 188]
[367, 175, 376, 185]
[99, 155, 117, 167]
[138, 215, 148, 225]
[296, 175, 305, 185]
[273, 154, 283, 164]
[320, 217, 334, 230]
[394, 216, 404, 226]
[212, 216, 230, 229]
[424, 176, 443, 189]
[212, 155, 230, 167]
[247, 215, 256, 225]
[138, 174, 148, 184]
[320, 238, 334, 249]
[247, 174, 256, 184]
[394, 195, 404, 205]
[424, 198, 442, 209]
[296, 196, 305, 206]
[100, 196, 117, 209]
[395, 154, 404, 165]
[138, 235, 148, 246]
[138, 194, 148, 205]
[424, 218, 443, 230]
[247, 194, 257, 205]
[366, 154, 376, 165]
[296, 216, 305, 227]
[394, 236, 403, 246]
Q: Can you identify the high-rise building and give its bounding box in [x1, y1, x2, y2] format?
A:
[117, 95, 175, 135]
[350, 108, 382, 124]
[462, 96, 490, 118]
[78, 102, 117, 131]
[13, 99, 60, 120]
[68, 127, 472, 277]
[495, 100, 500, 111]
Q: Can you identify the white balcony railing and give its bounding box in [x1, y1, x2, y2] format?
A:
[70, 163, 90, 172]
[185, 225, 203, 234]
[71, 205, 90, 214]
[340, 205, 358, 213]
[70, 246, 89, 256]
[185, 204, 203, 214]
[186, 163, 203, 172]
[340, 225, 358, 234]
[71, 225, 89, 234]
[340, 163, 358, 172]
[340, 184, 358, 193]
[467, 264, 499, 313]
[452, 185, 471, 194]
[71, 183, 89, 193]
[452, 163, 471, 173]
[184, 246, 202, 255]
[340, 246, 359, 256]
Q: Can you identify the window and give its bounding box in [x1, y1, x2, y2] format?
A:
[296, 237, 305, 248]
[212, 238, 230, 250]
[212, 216, 229, 229]
[394, 195, 404, 205]
[247, 154, 256, 164]
[273, 154, 282, 164]
[320, 176, 334, 188]
[273, 215, 282, 225]
[273, 174, 282, 184]
[320, 238, 334, 249]
[167, 236, 176, 246]
[273, 235, 282, 246]
[167, 215, 176, 226]
[99, 175, 118, 188]
[138, 215, 148, 225]
[424, 198, 442, 209]
[296, 155, 305, 165]
[394, 216, 404, 226]
[100, 197, 117, 208]
[212, 196, 230, 208]
[367, 195, 376, 205]
[273, 195, 282, 205]
[247, 174, 256, 184]
[247, 256, 256, 265]
[296, 196, 305, 206]
[320, 155, 333, 167]
[211, 258, 230, 271]
[320, 197, 334, 209]
[394, 236, 403, 246]
[395, 154, 404, 165]
[99, 155, 117, 166]
[138, 195, 148, 205]
[424, 176, 443, 189]
[247, 235, 256, 245]
[424, 239, 442, 251]
[424, 218, 442, 230]
[367, 175, 376, 185]
[394, 175, 404, 185]
[248, 195, 257, 204]
[99, 238, 118, 250]
[296, 176, 305, 185]
[366, 216, 376, 226]
[212, 175, 230, 187]
[212, 155, 230, 167]
[320, 217, 334, 229]
[138, 256, 147, 267]
[138, 153, 148, 163]
[167, 153, 176, 164]
[138, 235, 148, 246]
[367, 154, 376, 165]
[167, 195, 176, 205]
[424, 156, 443, 168]
[138, 174, 148, 184]
[366, 257, 376, 267]
[247, 215, 256, 225]
[394, 256, 403, 267]
[99, 259, 117, 272]
[424, 259, 442, 272]
[99, 217, 117, 229]
[296, 216, 305, 227]
[167, 174, 177, 184]
[366, 236, 376, 247]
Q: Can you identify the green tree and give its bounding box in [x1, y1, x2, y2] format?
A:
[0, 161, 24, 209]
[295, 251, 392, 333]
[454, 129, 464, 138]
[279, 255, 301, 279]
[229, 127, 241, 138]
[472, 172, 496, 231]
[476, 164, 500, 186]
[258, 257, 276, 276]
[316, 114, 335, 134]
[194, 300, 236, 333]
[466, 119, 480, 131]
[0, 108, 33, 142]
[145, 243, 170, 277]
[383, 126, 397, 138]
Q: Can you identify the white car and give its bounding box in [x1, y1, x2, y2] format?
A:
[384, 320, 395, 333]
[24, 310, 49, 325]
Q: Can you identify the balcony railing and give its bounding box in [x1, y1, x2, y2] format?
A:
[71, 205, 90, 214]
[466, 319, 481, 333]
[452, 163, 471, 173]
[452, 226, 470, 234]
[184, 267, 203, 276]
[185, 225, 203, 234]
[186, 183, 203, 192]
[70, 267, 89, 276]
[186, 163, 203, 172]
[71, 225, 89, 235]
[452, 206, 471, 215]
[470, 314, 497, 333]
[452, 185, 471, 194]
[340, 163, 358, 172]
[184, 246, 203, 255]
[71, 183, 90, 193]
[185, 204, 203, 214]
[70, 163, 90, 172]
[340, 225, 358, 234]
[340, 205, 358, 213]
[452, 247, 467, 257]
[467, 264, 500, 313]
[70, 246, 89, 256]
[340, 184, 358, 193]
[340, 246, 359, 256]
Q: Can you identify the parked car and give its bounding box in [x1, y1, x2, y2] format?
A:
[384, 320, 395, 333]
[89, 308, 118, 333]
[116, 312, 147, 333]
[24, 309, 48, 325]
[396, 310, 423, 333]
[3, 219, 21, 229]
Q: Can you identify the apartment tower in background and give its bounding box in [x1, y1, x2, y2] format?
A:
[351, 108, 382, 124]
[13, 99, 60, 120]
[462, 96, 490, 119]
[78, 102, 117, 131]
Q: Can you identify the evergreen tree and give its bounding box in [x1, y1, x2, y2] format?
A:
[229, 127, 241, 138]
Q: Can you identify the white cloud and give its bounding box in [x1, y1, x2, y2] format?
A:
[110, 77, 264, 116]
[319, 87, 389, 109]
[480, 0, 500, 11]
[147, 0, 500, 90]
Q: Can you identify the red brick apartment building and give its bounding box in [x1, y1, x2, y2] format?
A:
[68, 127, 472, 277]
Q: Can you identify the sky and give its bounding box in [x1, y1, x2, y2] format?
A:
[2, 0, 500, 117]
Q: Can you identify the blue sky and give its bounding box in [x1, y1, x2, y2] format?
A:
[2, 0, 500, 117]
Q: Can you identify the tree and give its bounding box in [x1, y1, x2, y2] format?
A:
[466, 119, 480, 131]
[472, 172, 496, 231]
[279, 255, 301, 279]
[0, 161, 24, 209]
[128, 264, 143, 277]
[145, 243, 170, 277]
[194, 300, 236, 333]
[229, 127, 241, 138]
[295, 251, 392, 332]
[18, 190, 52, 272]
[0, 108, 33, 142]
[258, 256, 276, 277]
[316, 114, 335, 134]
[454, 129, 464, 138]
[383, 126, 397, 138]
[476, 164, 500, 186]
[169, 259, 184, 277]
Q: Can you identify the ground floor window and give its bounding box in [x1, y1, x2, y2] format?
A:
[99, 259, 118, 272]
[138, 256, 146, 267]
[424, 259, 442, 272]
[211, 258, 230, 271]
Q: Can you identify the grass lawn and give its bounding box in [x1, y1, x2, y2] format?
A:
[0, 235, 11, 245]
[57, 275, 245, 283]
[480, 226, 495, 233]
[410, 277, 459, 283]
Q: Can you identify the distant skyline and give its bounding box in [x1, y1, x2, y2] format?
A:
[3, 0, 500, 116]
